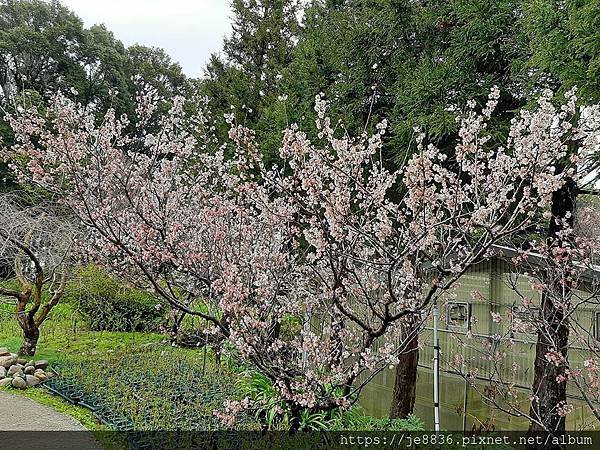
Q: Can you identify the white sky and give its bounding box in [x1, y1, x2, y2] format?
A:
[61, 0, 232, 78]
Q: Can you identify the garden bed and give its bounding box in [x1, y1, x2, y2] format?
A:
[43, 347, 253, 431]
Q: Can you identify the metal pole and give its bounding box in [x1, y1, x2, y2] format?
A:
[433, 300, 441, 447]
[462, 376, 469, 432]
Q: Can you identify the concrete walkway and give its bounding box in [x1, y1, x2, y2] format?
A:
[0, 391, 103, 449]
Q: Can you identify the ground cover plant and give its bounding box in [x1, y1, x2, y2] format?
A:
[235, 370, 424, 432]
[45, 348, 248, 432]
[2, 299, 420, 436]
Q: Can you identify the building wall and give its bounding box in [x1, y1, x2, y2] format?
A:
[360, 257, 599, 430]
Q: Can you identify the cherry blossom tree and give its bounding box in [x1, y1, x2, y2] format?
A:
[0, 194, 77, 355]
[446, 91, 600, 435]
[575, 202, 600, 240]
[244, 89, 576, 422]
[2, 85, 579, 429]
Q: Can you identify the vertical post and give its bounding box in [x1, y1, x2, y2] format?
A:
[202, 328, 208, 378]
[462, 376, 469, 432]
[433, 300, 441, 446]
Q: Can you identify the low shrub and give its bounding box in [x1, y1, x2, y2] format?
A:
[237, 370, 424, 432]
[335, 409, 424, 431]
[65, 265, 166, 332]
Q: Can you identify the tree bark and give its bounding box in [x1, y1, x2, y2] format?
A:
[19, 321, 40, 356]
[528, 174, 576, 440]
[390, 317, 419, 418]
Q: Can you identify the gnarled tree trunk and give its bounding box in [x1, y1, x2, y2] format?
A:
[19, 321, 40, 356]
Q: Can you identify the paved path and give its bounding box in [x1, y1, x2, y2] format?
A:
[0, 391, 103, 449]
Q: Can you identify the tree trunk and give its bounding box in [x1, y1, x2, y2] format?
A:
[169, 310, 185, 344]
[528, 174, 576, 440]
[390, 317, 419, 418]
[528, 294, 569, 434]
[289, 403, 303, 433]
[19, 323, 40, 356]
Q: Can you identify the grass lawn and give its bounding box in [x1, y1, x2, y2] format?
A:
[0, 302, 166, 364]
[0, 299, 246, 434]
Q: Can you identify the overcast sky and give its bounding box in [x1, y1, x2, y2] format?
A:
[61, 0, 232, 78]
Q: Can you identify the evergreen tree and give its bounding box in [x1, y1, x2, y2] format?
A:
[0, 0, 190, 191]
[127, 45, 189, 98]
[274, 0, 525, 166]
[0, 0, 87, 190]
[79, 24, 132, 116]
[521, 0, 600, 104]
[0, 0, 86, 105]
[224, 0, 300, 111]
[201, 0, 301, 160]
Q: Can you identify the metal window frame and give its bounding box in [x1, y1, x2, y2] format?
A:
[445, 301, 471, 330]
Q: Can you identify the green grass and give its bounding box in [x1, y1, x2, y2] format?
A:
[0, 301, 165, 364]
[0, 299, 172, 436]
[0, 275, 166, 363]
[1, 325, 166, 364]
[1, 294, 425, 435]
[2, 300, 272, 434]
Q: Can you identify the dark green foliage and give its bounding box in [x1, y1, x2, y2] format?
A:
[237, 370, 286, 430]
[202, 0, 600, 172]
[77, 24, 132, 117]
[0, 0, 191, 117]
[273, 0, 526, 165]
[236, 370, 424, 431]
[127, 44, 189, 98]
[200, 0, 300, 161]
[0, 1, 131, 119]
[0, 0, 87, 103]
[0, 0, 84, 191]
[0, 0, 192, 191]
[66, 265, 166, 332]
[521, 0, 600, 104]
[3, 0, 598, 177]
[224, 0, 300, 91]
[333, 409, 424, 431]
